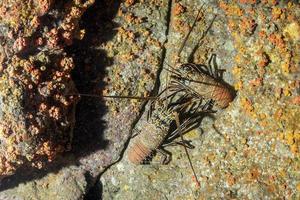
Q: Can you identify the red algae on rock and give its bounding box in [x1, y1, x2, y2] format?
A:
[0, 0, 94, 176]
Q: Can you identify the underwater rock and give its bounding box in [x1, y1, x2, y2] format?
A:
[0, 0, 169, 198]
[101, 1, 300, 199]
[0, 0, 94, 176]
[1, 0, 299, 199]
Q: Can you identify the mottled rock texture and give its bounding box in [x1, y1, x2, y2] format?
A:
[101, 0, 300, 199]
[0, 0, 94, 177]
[1, 0, 300, 199]
[0, 0, 169, 199]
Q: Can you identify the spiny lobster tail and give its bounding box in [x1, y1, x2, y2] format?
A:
[212, 85, 235, 109]
[127, 141, 152, 164]
[127, 99, 175, 165]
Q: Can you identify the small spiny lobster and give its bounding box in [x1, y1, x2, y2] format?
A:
[127, 90, 212, 165]
[125, 6, 236, 185]
[126, 57, 236, 165]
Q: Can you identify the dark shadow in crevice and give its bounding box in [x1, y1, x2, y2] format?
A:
[68, 0, 121, 157]
[84, 172, 103, 200]
[0, 0, 120, 192]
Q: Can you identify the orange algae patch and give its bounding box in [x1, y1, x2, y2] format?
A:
[284, 22, 300, 42]
[219, 1, 243, 17]
[249, 78, 263, 88]
[268, 33, 285, 50]
[226, 172, 236, 186]
[239, 0, 256, 4]
[261, 0, 278, 6]
[247, 166, 261, 181]
[239, 17, 257, 35]
[291, 96, 300, 105]
[281, 131, 300, 154]
[125, 0, 135, 7]
[240, 98, 255, 116]
[257, 52, 270, 68]
[234, 80, 243, 90]
[173, 3, 185, 16]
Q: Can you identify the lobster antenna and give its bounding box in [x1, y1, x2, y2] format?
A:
[163, 5, 204, 107]
[186, 10, 217, 63]
[199, 14, 216, 44]
[68, 93, 157, 100]
[162, 5, 204, 107]
[174, 112, 200, 187]
[177, 5, 204, 58]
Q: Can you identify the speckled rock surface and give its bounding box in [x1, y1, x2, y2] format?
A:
[0, 0, 169, 199]
[73, 0, 170, 178]
[100, 1, 300, 199]
[0, 0, 90, 177]
[0, 0, 299, 199]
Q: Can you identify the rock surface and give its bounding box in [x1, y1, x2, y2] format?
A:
[0, 0, 299, 199]
[0, 0, 92, 178]
[101, 0, 300, 199]
[0, 0, 169, 199]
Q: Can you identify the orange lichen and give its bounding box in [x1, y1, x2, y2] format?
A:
[284, 22, 300, 42]
[124, 0, 135, 7]
[241, 98, 254, 116]
[46, 28, 60, 48]
[173, 3, 185, 16]
[0, 156, 16, 175]
[281, 131, 300, 154]
[146, 37, 162, 48]
[268, 33, 286, 50]
[291, 96, 300, 105]
[118, 52, 135, 63]
[117, 27, 136, 41]
[290, 144, 298, 154]
[249, 78, 263, 88]
[172, 17, 189, 33]
[257, 52, 270, 68]
[248, 166, 260, 181]
[246, 7, 255, 16]
[35, 37, 44, 46]
[297, 183, 300, 192]
[219, 1, 243, 17]
[271, 7, 283, 20]
[227, 19, 237, 31]
[261, 0, 278, 6]
[226, 173, 236, 186]
[234, 80, 243, 90]
[239, 17, 257, 35]
[35, 0, 54, 15]
[283, 87, 291, 97]
[39, 103, 48, 112]
[274, 108, 283, 120]
[36, 141, 65, 162]
[232, 66, 242, 77]
[239, 0, 256, 4]
[124, 12, 139, 24]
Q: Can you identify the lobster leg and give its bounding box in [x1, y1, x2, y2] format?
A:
[174, 112, 200, 186]
[161, 140, 195, 149]
[157, 148, 172, 164]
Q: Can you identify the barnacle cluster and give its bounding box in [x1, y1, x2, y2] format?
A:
[0, 0, 94, 176]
